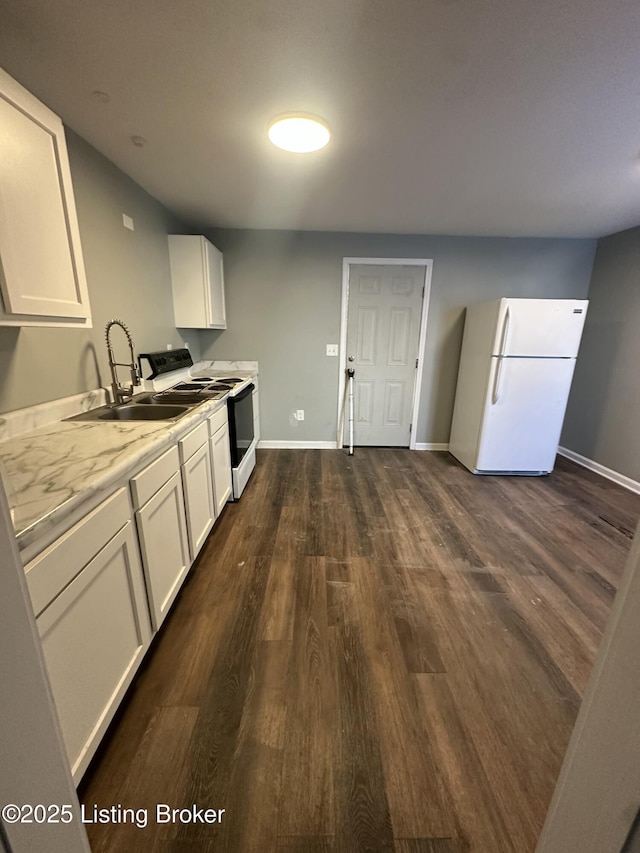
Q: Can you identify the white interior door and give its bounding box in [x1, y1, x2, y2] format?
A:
[345, 264, 425, 446]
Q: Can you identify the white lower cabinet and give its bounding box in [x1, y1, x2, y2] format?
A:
[211, 422, 232, 515]
[134, 468, 190, 632]
[208, 405, 232, 514]
[25, 489, 151, 782]
[24, 403, 236, 783]
[181, 438, 215, 560]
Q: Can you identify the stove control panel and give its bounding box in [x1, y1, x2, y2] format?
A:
[138, 348, 193, 379]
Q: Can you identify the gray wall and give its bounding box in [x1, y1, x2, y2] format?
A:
[0, 130, 198, 414]
[0, 128, 601, 448]
[561, 226, 640, 480]
[200, 229, 596, 444]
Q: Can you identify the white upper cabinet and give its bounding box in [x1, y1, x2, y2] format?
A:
[168, 234, 227, 329]
[0, 68, 91, 327]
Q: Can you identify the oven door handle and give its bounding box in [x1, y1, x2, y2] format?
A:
[229, 382, 255, 403]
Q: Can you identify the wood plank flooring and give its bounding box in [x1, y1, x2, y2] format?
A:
[79, 449, 640, 852]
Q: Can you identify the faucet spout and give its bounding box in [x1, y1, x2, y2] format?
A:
[105, 319, 141, 405]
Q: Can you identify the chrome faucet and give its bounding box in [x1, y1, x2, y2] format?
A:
[105, 319, 141, 405]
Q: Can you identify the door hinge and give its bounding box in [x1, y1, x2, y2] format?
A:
[409, 423, 412, 433]
[415, 358, 418, 369]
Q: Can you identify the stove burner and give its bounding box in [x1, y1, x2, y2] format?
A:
[173, 382, 214, 391]
[189, 375, 245, 386]
[152, 389, 226, 404]
[147, 374, 249, 407]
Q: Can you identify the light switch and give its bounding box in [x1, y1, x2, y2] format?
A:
[326, 344, 338, 356]
[122, 214, 134, 231]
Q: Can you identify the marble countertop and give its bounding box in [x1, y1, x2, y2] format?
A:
[0, 359, 259, 556]
[0, 395, 227, 555]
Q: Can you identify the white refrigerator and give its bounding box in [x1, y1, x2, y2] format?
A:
[449, 298, 588, 475]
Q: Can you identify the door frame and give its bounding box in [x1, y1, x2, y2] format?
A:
[536, 516, 640, 852]
[336, 257, 433, 450]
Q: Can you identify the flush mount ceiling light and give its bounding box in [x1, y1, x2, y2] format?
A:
[267, 114, 331, 153]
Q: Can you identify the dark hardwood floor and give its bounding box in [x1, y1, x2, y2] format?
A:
[79, 449, 640, 852]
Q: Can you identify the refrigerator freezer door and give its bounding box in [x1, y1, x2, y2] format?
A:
[475, 356, 577, 473]
[492, 299, 588, 358]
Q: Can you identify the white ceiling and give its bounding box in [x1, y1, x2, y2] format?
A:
[1, 0, 640, 238]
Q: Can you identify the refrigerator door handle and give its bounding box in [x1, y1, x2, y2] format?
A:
[498, 306, 511, 357]
[491, 307, 510, 403]
[492, 357, 504, 404]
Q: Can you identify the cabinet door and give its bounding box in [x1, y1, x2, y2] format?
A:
[168, 234, 226, 329]
[0, 68, 91, 326]
[181, 440, 215, 560]
[204, 239, 226, 329]
[36, 521, 151, 782]
[135, 471, 190, 631]
[210, 423, 232, 516]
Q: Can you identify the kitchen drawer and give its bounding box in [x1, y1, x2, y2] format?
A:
[130, 445, 180, 509]
[25, 488, 131, 618]
[179, 420, 208, 464]
[208, 404, 228, 436]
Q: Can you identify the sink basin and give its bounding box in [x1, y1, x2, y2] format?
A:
[65, 402, 191, 422]
[98, 404, 189, 421]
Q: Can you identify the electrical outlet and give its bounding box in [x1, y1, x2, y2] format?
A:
[296, 409, 305, 421]
[326, 344, 338, 356]
[166, 343, 173, 350]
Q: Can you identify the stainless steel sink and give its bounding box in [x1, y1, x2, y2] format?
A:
[65, 402, 191, 422]
[98, 404, 189, 421]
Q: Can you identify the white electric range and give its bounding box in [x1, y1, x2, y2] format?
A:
[138, 350, 257, 499]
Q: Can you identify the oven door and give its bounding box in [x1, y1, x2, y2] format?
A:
[228, 383, 255, 468]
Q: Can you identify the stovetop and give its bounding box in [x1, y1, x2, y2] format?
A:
[137, 350, 254, 404]
[152, 376, 248, 405]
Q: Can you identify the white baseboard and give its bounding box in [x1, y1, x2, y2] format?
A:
[259, 440, 451, 452]
[558, 446, 640, 495]
[257, 440, 337, 450]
